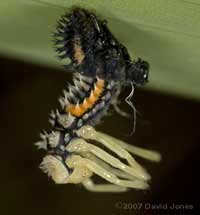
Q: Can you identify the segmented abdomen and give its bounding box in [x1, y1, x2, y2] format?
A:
[37, 8, 120, 153]
[49, 73, 116, 134]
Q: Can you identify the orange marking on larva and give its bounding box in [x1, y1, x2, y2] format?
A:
[68, 104, 85, 117]
[74, 39, 85, 65]
[67, 79, 105, 117]
[85, 98, 94, 108]
[79, 99, 92, 110]
[81, 99, 89, 109]
[96, 78, 104, 88]
[93, 84, 102, 96]
[87, 91, 96, 104]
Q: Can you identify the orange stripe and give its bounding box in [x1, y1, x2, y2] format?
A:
[74, 38, 85, 65]
[66, 78, 105, 117]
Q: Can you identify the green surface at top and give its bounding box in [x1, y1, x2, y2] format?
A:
[0, 0, 200, 100]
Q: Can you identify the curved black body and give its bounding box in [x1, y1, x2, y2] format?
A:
[37, 8, 150, 176]
[54, 8, 149, 85]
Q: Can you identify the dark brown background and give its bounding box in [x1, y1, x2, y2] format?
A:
[0, 56, 199, 215]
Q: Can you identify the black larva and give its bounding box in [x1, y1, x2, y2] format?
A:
[35, 8, 151, 187]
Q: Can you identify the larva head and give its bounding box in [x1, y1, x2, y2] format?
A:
[126, 58, 149, 86]
[40, 155, 70, 184]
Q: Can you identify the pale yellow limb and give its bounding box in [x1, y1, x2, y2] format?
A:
[81, 152, 137, 180]
[66, 155, 149, 190]
[98, 131, 161, 162]
[66, 138, 149, 180]
[82, 178, 128, 192]
[76, 126, 150, 179]
[77, 125, 161, 163]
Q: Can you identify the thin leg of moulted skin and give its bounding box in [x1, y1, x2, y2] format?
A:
[66, 138, 150, 180]
[98, 132, 161, 162]
[76, 126, 149, 174]
[81, 152, 138, 180]
[83, 157, 149, 190]
[82, 178, 128, 192]
[66, 154, 149, 189]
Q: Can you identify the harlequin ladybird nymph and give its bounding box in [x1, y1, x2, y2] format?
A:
[35, 8, 161, 192]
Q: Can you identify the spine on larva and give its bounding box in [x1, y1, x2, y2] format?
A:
[49, 73, 116, 133]
[35, 73, 117, 151]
